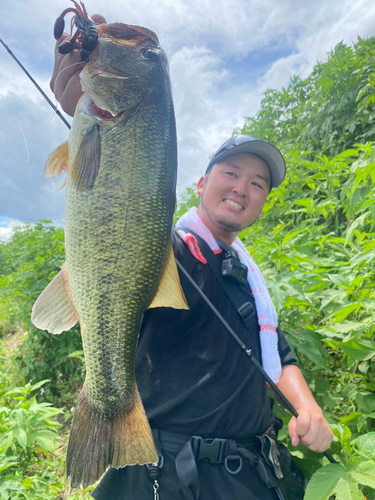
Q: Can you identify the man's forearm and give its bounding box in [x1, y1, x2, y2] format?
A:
[274, 364, 333, 451]
[276, 364, 322, 413]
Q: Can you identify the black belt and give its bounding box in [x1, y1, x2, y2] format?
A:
[151, 429, 285, 500]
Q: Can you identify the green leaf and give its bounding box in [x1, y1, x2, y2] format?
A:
[356, 392, 375, 413]
[27, 429, 60, 447]
[334, 475, 364, 500]
[305, 461, 375, 500]
[355, 432, 375, 459]
[341, 383, 358, 399]
[335, 338, 375, 361]
[327, 274, 351, 288]
[348, 460, 375, 489]
[304, 464, 347, 500]
[29, 379, 50, 392]
[340, 412, 361, 425]
[331, 303, 361, 322]
[335, 149, 359, 159]
[345, 211, 371, 245]
[12, 427, 27, 450]
[34, 435, 56, 452]
[0, 457, 18, 473]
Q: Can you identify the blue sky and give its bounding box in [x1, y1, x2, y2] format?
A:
[1, 0, 375, 239]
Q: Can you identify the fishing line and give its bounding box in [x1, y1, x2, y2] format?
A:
[0, 37, 71, 129]
[9, 66, 30, 162]
[13, 109, 30, 163]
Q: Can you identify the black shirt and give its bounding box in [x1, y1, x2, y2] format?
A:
[135, 231, 296, 439]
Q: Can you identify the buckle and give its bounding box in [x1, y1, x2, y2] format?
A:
[224, 455, 243, 474]
[191, 436, 227, 463]
[238, 302, 255, 322]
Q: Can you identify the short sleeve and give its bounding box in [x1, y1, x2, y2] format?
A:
[277, 326, 297, 366]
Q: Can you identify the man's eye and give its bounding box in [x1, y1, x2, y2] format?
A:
[252, 182, 263, 189]
[226, 171, 237, 177]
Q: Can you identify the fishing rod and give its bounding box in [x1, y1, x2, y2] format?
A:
[176, 258, 337, 465]
[3, 38, 336, 465]
[0, 37, 71, 130]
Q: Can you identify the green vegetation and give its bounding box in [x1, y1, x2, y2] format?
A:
[236, 35, 375, 499]
[0, 223, 90, 498]
[0, 221, 85, 406]
[1, 35, 375, 499]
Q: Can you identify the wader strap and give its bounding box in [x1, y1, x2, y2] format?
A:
[175, 439, 200, 500]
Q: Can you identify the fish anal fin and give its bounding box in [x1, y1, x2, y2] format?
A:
[148, 246, 189, 310]
[71, 123, 101, 192]
[31, 263, 79, 334]
[44, 140, 69, 178]
[67, 387, 158, 488]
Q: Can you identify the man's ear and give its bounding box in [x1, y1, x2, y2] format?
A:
[197, 176, 205, 195]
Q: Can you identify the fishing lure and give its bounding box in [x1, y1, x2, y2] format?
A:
[54, 0, 98, 62]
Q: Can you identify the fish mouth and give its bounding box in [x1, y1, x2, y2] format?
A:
[88, 100, 125, 121]
[90, 65, 131, 80]
[81, 64, 138, 121]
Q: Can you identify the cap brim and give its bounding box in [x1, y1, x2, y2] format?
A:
[209, 140, 286, 188]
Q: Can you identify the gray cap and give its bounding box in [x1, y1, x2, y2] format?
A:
[206, 135, 286, 188]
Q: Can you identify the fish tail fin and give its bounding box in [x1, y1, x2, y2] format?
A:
[67, 388, 158, 488]
[112, 389, 158, 468]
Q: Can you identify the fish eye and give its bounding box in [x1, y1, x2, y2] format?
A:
[142, 49, 158, 60]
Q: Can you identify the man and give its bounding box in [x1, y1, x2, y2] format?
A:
[51, 20, 332, 500]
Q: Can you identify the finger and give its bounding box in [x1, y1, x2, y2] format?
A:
[302, 423, 333, 453]
[288, 416, 301, 447]
[59, 69, 84, 116]
[53, 48, 84, 101]
[294, 409, 312, 440]
[298, 412, 333, 452]
[319, 430, 334, 453]
[91, 14, 107, 24]
[51, 33, 73, 91]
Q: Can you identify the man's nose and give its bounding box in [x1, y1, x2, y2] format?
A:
[232, 178, 247, 196]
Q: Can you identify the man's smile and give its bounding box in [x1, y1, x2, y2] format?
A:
[223, 199, 245, 210]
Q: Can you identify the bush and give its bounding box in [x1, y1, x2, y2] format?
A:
[0, 360, 64, 499]
[0, 220, 85, 407]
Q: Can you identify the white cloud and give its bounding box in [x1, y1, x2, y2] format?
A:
[0, 218, 24, 241]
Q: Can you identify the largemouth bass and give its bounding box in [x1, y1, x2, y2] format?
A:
[32, 22, 188, 488]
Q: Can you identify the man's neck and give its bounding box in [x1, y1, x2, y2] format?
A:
[196, 207, 237, 246]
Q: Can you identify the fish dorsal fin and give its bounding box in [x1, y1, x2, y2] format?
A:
[148, 246, 189, 310]
[31, 263, 79, 334]
[70, 123, 101, 192]
[44, 140, 69, 178]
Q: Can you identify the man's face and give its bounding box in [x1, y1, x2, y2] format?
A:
[196, 153, 270, 244]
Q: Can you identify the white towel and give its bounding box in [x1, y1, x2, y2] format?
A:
[176, 207, 282, 383]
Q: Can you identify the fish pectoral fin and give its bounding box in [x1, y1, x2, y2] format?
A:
[44, 140, 69, 178]
[148, 246, 189, 310]
[71, 123, 101, 192]
[31, 263, 79, 334]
